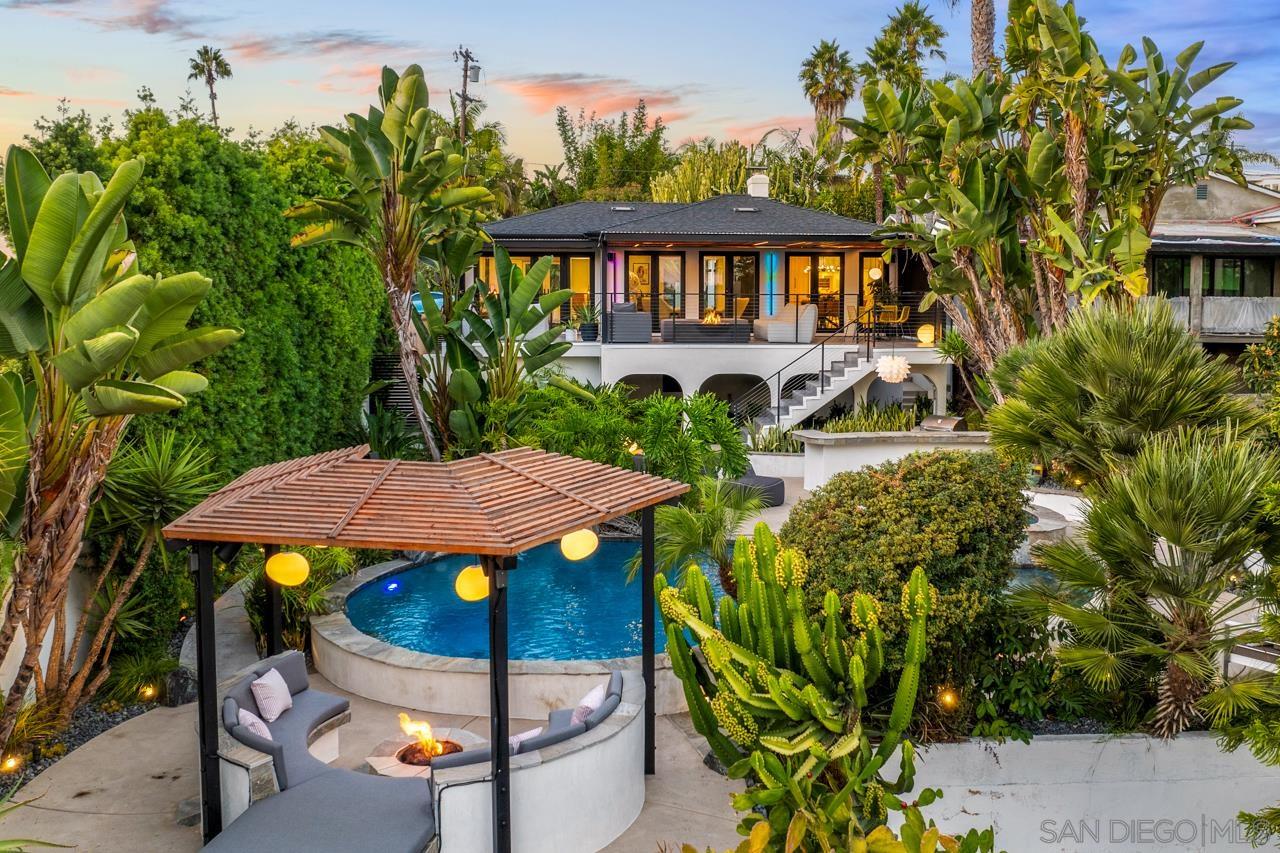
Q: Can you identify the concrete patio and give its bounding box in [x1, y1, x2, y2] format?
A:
[1, 672, 741, 852]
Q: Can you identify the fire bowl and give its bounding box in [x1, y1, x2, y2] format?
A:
[365, 727, 487, 779]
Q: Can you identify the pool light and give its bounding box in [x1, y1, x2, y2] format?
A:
[560, 528, 599, 561]
[454, 565, 489, 602]
[266, 551, 310, 587]
[385, 581, 400, 593]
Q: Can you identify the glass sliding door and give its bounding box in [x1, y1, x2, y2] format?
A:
[1152, 256, 1190, 298]
[657, 255, 683, 322]
[701, 253, 757, 322]
[787, 253, 845, 332]
[702, 255, 727, 318]
[733, 256, 758, 320]
[566, 256, 592, 321]
[627, 253, 683, 331]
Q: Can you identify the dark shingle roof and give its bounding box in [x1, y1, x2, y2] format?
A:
[483, 195, 878, 243]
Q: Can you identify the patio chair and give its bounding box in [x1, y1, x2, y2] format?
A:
[730, 462, 785, 508]
[753, 303, 818, 343]
[609, 302, 653, 343]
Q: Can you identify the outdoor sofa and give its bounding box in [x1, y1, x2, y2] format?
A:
[731, 462, 785, 508]
[207, 650, 437, 852]
[609, 302, 653, 343]
[753, 302, 818, 343]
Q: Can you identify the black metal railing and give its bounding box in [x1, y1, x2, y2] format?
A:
[733, 319, 873, 426]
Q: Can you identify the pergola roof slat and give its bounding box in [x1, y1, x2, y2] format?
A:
[164, 446, 688, 555]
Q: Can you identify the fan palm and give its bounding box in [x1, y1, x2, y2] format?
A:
[286, 65, 495, 460]
[884, 1, 947, 83]
[628, 476, 763, 595]
[1014, 428, 1280, 738]
[987, 299, 1258, 485]
[187, 46, 232, 129]
[798, 40, 858, 135]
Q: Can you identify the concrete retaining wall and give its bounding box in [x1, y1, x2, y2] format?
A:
[747, 452, 803, 479]
[793, 430, 991, 490]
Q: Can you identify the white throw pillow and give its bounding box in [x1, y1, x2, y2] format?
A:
[238, 707, 272, 740]
[509, 727, 543, 751]
[570, 684, 607, 726]
[250, 668, 293, 722]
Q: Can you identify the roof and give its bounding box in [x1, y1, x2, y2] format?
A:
[484, 195, 879, 244]
[1152, 221, 1280, 254]
[164, 446, 689, 555]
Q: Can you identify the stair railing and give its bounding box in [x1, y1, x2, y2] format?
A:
[734, 318, 872, 427]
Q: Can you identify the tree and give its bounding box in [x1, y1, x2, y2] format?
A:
[186, 46, 232, 130]
[0, 147, 239, 743]
[1015, 429, 1280, 739]
[798, 40, 858, 139]
[949, 0, 997, 74]
[554, 101, 672, 198]
[987, 299, 1257, 485]
[884, 1, 948, 84]
[287, 64, 495, 461]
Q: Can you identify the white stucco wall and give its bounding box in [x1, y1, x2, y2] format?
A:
[795, 430, 991, 490]
[906, 733, 1280, 852]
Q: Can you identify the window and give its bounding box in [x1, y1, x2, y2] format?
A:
[476, 255, 531, 291]
[627, 253, 683, 322]
[657, 256, 682, 320]
[702, 256, 727, 316]
[1151, 256, 1190, 298]
[1203, 257, 1275, 297]
[700, 253, 758, 320]
[787, 253, 845, 332]
[567, 256, 592, 316]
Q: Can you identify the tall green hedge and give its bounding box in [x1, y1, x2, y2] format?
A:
[100, 113, 385, 474]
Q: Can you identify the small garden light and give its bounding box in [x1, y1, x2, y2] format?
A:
[560, 528, 599, 561]
[627, 441, 643, 455]
[140, 684, 158, 701]
[265, 551, 310, 587]
[454, 565, 489, 602]
[916, 324, 936, 346]
[938, 687, 960, 712]
[1, 755, 20, 773]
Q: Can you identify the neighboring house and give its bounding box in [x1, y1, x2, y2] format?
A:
[1149, 173, 1280, 343]
[481, 177, 950, 428]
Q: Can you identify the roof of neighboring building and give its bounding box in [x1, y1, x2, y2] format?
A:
[1152, 221, 1280, 254]
[483, 195, 879, 244]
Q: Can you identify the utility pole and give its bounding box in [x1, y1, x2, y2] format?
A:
[454, 46, 480, 146]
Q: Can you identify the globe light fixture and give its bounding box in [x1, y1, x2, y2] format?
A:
[875, 355, 911, 384]
[139, 684, 158, 702]
[560, 528, 599, 561]
[916, 324, 936, 346]
[265, 551, 310, 587]
[867, 266, 883, 282]
[627, 441, 643, 455]
[938, 687, 960, 712]
[454, 565, 489, 602]
[1, 755, 20, 773]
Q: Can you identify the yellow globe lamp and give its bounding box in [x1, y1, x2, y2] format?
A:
[627, 441, 643, 456]
[938, 687, 960, 712]
[265, 551, 310, 587]
[916, 324, 936, 346]
[454, 565, 489, 602]
[560, 528, 599, 561]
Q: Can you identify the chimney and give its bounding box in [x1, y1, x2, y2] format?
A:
[746, 171, 770, 199]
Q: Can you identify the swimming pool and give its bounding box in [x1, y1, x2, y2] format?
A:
[346, 540, 723, 661]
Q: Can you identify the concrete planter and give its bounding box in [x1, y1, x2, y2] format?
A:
[793, 429, 991, 490]
[747, 452, 803, 479]
[909, 732, 1280, 852]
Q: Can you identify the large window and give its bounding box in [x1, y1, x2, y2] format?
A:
[1152, 256, 1190, 298]
[627, 253, 683, 325]
[477, 255, 531, 291]
[1204, 257, 1275, 297]
[700, 254, 757, 320]
[787, 253, 844, 332]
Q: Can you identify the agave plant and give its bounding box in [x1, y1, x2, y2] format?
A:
[1014, 428, 1280, 738]
[287, 64, 494, 460]
[0, 147, 238, 743]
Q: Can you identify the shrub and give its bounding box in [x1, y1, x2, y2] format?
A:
[779, 451, 1027, 732]
[820, 400, 922, 433]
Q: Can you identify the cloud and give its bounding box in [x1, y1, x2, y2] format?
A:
[228, 30, 415, 63]
[2, 0, 220, 39]
[496, 72, 692, 118]
[722, 114, 815, 145]
[0, 85, 32, 97]
[64, 65, 123, 84]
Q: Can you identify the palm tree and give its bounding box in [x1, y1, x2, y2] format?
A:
[187, 46, 232, 129]
[945, 0, 996, 74]
[885, 0, 947, 83]
[1014, 429, 1280, 739]
[630, 477, 764, 596]
[798, 40, 859, 137]
[286, 65, 494, 461]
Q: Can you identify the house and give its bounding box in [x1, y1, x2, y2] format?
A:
[481, 177, 951, 429]
[1148, 173, 1280, 343]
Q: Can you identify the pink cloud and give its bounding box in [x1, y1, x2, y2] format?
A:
[496, 73, 690, 118]
[723, 114, 816, 145]
[64, 66, 123, 85]
[0, 86, 33, 98]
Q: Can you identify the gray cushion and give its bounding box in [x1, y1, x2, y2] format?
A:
[264, 651, 310, 695]
[223, 677, 258, 728]
[613, 302, 635, 313]
[583, 692, 621, 730]
[204, 768, 434, 853]
[263, 689, 350, 789]
[429, 744, 492, 771]
[513, 721, 586, 753]
[547, 708, 576, 732]
[606, 670, 624, 699]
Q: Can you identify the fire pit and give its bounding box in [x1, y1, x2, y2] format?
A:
[365, 715, 487, 779]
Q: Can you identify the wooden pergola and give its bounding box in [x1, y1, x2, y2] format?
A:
[164, 445, 688, 851]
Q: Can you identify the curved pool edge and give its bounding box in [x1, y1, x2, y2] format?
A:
[312, 559, 689, 718]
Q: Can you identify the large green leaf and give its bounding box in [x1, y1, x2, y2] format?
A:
[0, 258, 46, 356]
[21, 172, 83, 311]
[132, 272, 211, 354]
[289, 220, 361, 248]
[135, 326, 241, 380]
[150, 370, 209, 397]
[437, 186, 494, 210]
[382, 66, 429, 153]
[81, 379, 185, 417]
[3, 146, 51, 262]
[56, 158, 142, 310]
[62, 274, 154, 347]
[0, 374, 29, 522]
[50, 325, 138, 390]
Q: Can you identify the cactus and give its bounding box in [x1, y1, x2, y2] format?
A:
[659, 522, 936, 838]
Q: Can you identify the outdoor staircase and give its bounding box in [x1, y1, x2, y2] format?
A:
[751, 347, 876, 431]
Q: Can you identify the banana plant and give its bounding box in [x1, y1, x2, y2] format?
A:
[418, 246, 570, 450]
[0, 146, 239, 744]
[286, 64, 495, 460]
[660, 523, 935, 843]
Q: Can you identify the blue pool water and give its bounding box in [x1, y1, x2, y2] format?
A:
[346, 540, 723, 661]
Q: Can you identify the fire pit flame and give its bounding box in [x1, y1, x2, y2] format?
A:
[702, 309, 723, 326]
[396, 712, 462, 766]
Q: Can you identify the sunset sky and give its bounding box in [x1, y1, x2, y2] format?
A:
[2, 0, 1279, 168]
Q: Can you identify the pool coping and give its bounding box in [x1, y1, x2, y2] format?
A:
[315, 557, 675, 679]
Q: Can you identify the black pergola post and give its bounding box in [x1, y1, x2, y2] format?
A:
[191, 541, 223, 843]
[484, 554, 514, 853]
[263, 544, 283, 657]
[641, 505, 656, 775]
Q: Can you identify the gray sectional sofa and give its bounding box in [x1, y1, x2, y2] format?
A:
[207, 651, 437, 853]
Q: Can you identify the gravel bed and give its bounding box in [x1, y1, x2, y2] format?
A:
[0, 701, 155, 790]
[1024, 717, 1112, 736]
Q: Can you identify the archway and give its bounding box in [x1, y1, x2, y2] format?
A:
[617, 374, 683, 399]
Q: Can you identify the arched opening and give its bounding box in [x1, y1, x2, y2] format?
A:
[616, 374, 682, 399]
[699, 373, 768, 420]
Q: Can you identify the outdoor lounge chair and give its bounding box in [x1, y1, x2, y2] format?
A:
[753, 302, 818, 343]
[609, 302, 653, 343]
[731, 462, 785, 508]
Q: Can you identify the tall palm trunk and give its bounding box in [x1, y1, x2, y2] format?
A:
[386, 284, 441, 461]
[873, 161, 886, 224]
[205, 77, 219, 129]
[971, 0, 996, 75]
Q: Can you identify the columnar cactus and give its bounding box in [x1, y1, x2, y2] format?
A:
[659, 522, 935, 833]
